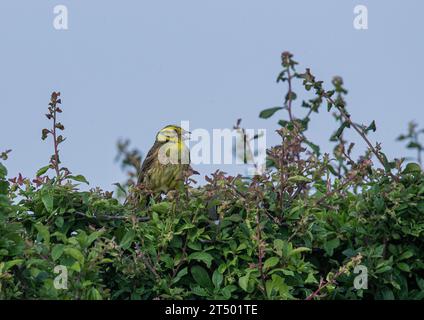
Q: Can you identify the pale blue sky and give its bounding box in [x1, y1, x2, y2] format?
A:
[1, 1, 423, 190]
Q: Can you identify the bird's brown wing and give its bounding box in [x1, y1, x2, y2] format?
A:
[137, 140, 162, 185]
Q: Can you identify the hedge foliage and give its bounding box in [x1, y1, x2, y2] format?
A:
[1, 53, 423, 300]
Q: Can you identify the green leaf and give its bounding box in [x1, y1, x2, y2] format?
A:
[64, 247, 85, 265]
[278, 120, 288, 128]
[304, 140, 320, 155]
[191, 265, 212, 290]
[68, 175, 89, 185]
[0, 180, 8, 195]
[417, 278, 424, 291]
[87, 288, 103, 300]
[51, 244, 65, 261]
[407, 142, 422, 149]
[41, 190, 54, 213]
[151, 202, 171, 215]
[330, 121, 349, 141]
[365, 120, 377, 133]
[305, 273, 318, 284]
[287, 175, 311, 183]
[323, 238, 340, 256]
[396, 134, 407, 141]
[36, 165, 51, 177]
[221, 286, 232, 299]
[290, 247, 311, 256]
[398, 250, 414, 261]
[70, 261, 81, 272]
[3, 259, 23, 272]
[218, 263, 226, 274]
[0, 163, 8, 177]
[212, 269, 223, 289]
[239, 274, 250, 292]
[120, 230, 135, 250]
[264, 257, 279, 271]
[380, 152, 395, 172]
[188, 252, 213, 268]
[327, 165, 339, 177]
[87, 230, 103, 247]
[273, 239, 285, 254]
[191, 286, 210, 297]
[396, 262, 411, 272]
[266, 274, 291, 298]
[380, 288, 394, 300]
[282, 269, 295, 276]
[402, 162, 421, 174]
[259, 107, 283, 119]
[172, 267, 188, 285]
[326, 90, 335, 97]
[55, 217, 64, 228]
[285, 92, 297, 101]
[276, 70, 286, 82]
[375, 265, 392, 274]
[34, 222, 50, 245]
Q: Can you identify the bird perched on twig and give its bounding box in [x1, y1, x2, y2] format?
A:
[137, 125, 195, 197]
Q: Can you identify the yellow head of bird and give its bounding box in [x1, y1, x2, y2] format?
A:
[156, 125, 190, 143]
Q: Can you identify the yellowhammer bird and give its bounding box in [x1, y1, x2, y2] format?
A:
[137, 125, 193, 194]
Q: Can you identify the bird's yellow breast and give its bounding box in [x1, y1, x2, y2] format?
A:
[145, 141, 189, 193]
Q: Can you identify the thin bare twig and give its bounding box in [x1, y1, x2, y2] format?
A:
[255, 210, 266, 289]
[305, 254, 362, 300]
[324, 93, 393, 176]
[135, 243, 160, 280]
